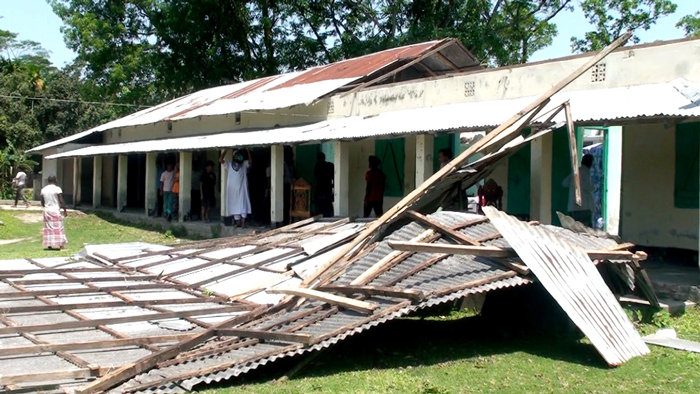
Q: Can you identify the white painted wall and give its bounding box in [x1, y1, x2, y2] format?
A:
[103, 103, 328, 145]
[621, 122, 698, 250]
[330, 39, 700, 118]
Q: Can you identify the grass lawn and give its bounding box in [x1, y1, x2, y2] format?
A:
[201, 306, 700, 394]
[1, 208, 699, 394]
[0, 208, 181, 259]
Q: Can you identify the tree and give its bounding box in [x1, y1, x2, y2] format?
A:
[571, 0, 677, 52]
[677, 11, 700, 37]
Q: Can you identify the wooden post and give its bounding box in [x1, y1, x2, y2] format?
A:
[564, 101, 582, 206]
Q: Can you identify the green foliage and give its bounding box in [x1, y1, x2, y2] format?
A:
[572, 0, 678, 52]
[0, 140, 38, 198]
[677, 11, 700, 37]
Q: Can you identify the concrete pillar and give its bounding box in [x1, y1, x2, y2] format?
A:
[530, 133, 553, 224]
[220, 150, 229, 218]
[145, 152, 157, 216]
[93, 156, 102, 209]
[605, 126, 623, 235]
[72, 157, 81, 207]
[117, 154, 128, 212]
[178, 151, 192, 223]
[415, 134, 434, 186]
[334, 141, 350, 217]
[270, 145, 285, 225]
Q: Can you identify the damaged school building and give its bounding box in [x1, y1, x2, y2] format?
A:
[28, 35, 700, 253]
[2, 33, 697, 392]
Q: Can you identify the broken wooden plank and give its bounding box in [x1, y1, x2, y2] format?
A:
[564, 101, 582, 206]
[350, 229, 436, 285]
[0, 334, 195, 357]
[388, 241, 638, 262]
[0, 297, 227, 314]
[0, 305, 246, 335]
[0, 367, 107, 386]
[266, 288, 379, 314]
[10, 274, 160, 285]
[215, 328, 314, 345]
[0, 283, 186, 299]
[405, 210, 481, 246]
[317, 285, 425, 302]
[302, 32, 632, 288]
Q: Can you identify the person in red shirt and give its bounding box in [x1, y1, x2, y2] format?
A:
[364, 155, 386, 218]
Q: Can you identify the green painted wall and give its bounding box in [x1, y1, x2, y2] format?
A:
[507, 143, 531, 217]
[295, 144, 320, 185]
[376, 138, 406, 197]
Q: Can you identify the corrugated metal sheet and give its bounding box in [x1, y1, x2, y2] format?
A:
[46, 79, 700, 160]
[483, 207, 649, 366]
[30, 39, 480, 154]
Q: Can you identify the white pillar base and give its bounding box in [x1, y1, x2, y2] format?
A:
[179, 152, 192, 223]
[271, 145, 284, 225]
[334, 141, 350, 217]
[117, 155, 128, 212]
[415, 134, 434, 186]
[530, 133, 553, 224]
[145, 153, 157, 216]
[93, 156, 102, 208]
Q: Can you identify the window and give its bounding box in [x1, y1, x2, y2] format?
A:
[375, 138, 405, 197]
[674, 122, 699, 209]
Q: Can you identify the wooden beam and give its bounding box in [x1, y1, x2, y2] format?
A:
[0, 305, 246, 335]
[303, 32, 632, 288]
[0, 367, 107, 386]
[73, 305, 269, 394]
[10, 274, 159, 285]
[405, 210, 480, 246]
[416, 61, 437, 76]
[0, 283, 185, 299]
[189, 249, 302, 288]
[317, 285, 425, 302]
[343, 38, 456, 95]
[433, 50, 460, 71]
[389, 241, 512, 257]
[215, 329, 314, 345]
[266, 288, 379, 314]
[0, 297, 236, 314]
[564, 101, 582, 206]
[350, 229, 436, 286]
[388, 241, 637, 262]
[0, 334, 195, 357]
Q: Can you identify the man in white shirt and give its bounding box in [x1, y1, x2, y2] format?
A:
[160, 162, 175, 222]
[562, 154, 595, 227]
[12, 168, 30, 208]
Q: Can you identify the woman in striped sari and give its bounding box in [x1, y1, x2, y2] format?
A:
[40, 175, 68, 250]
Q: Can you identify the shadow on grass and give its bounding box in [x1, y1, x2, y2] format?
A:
[202, 285, 609, 392]
[90, 210, 205, 241]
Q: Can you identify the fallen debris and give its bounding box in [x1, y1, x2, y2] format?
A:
[644, 329, 700, 353]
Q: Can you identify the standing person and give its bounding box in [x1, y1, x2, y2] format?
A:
[155, 155, 165, 217]
[12, 167, 30, 208]
[160, 162, 175, 222]
[314, 152, 334, 217]
[220, 148, 252, 228]
[200, 160, 217, 223]
[364, 155, 386, 218]
[40, 175, 68, 250]
[438, 148, 453, 169]
[562, 154, 595, 226]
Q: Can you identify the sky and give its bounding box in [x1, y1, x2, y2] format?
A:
[0, 0, 698, 66]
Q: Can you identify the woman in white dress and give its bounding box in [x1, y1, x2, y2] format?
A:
[220, 148, 252, 228]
